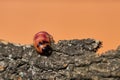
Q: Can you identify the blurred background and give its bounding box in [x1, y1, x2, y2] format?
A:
[0, 0, 120, 53]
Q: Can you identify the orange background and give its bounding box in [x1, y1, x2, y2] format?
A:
[0, 0, 120, 53]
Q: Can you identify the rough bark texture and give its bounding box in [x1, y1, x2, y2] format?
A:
[0, 38, 120, 80]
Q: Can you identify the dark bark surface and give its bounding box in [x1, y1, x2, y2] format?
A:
[0, 38, 120, 80]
